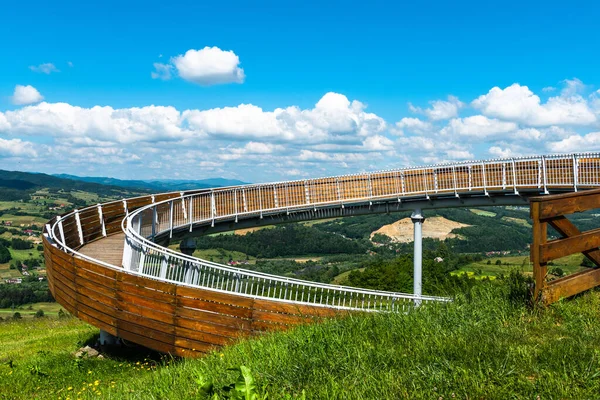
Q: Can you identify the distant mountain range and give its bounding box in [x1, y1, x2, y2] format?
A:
[53, 174, 248, 192]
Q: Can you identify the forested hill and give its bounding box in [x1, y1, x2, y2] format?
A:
[0, 169, 148, 201]
[54, 174, 248, 192]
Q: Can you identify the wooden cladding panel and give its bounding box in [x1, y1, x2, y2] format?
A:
[45, 235, 339, 357]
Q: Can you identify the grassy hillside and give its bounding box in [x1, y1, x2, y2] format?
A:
[1, 280, 600, 399]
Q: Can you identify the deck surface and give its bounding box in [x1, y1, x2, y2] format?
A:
[78, 233, 125, 267]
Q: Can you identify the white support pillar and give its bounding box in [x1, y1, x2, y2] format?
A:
[411, 208, 424, 306]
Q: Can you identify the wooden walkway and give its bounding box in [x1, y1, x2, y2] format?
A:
[78, 233, 125, 267]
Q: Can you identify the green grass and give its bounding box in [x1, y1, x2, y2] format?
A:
[0, 303, 64, 319]
[0, 214, 47, 225]
[454, 254, 586, 278]
[2, 282, 600, 399]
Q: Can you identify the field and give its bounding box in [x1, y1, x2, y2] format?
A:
[469, 208, 496, 217]
[0, 302, 64, 319]
[453, 253, 586, 278]
[1, 283, 600, 399]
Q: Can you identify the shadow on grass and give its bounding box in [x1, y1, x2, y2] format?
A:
[79, 332, 181, 365]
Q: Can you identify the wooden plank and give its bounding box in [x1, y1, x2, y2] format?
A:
[174, 336, 219, 354]
[253, 298, 340, 317]
[176, 306, 251, 331]
[175, 326, 233, 347]
[117, 290, 176, 314]
[531, 188, 600, 219]
[117, 310, 175, 336]
[118, 319, 175, 346]
[177, 286, 254, 309]
[117, 328, 175, 355]
[118, 271, 177, 294]
[540, 227, 600, 263]
[177, 296, 253, 319]
[548, 216, 600, 266]
[118, 301, 175, 325]
[531, 201, 548, 299]
[543, 268, 600, 304]
[252, 309, 318, 325]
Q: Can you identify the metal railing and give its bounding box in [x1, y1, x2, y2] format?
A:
[48, 153, 600, 311]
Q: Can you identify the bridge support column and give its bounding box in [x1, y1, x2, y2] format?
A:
[411, 209, 425, 306]
[180, 238, 196, 256]
[99, 330, 118, 346]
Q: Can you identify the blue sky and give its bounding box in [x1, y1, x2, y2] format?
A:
[0, 0, 599, 181]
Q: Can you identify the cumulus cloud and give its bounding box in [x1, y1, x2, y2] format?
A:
[1, 102, 190, 143]
[184, 92, 385, 142]
[472, 83, 596, 126]
[393, 117, 432, 135]
[11, 85, 44, 105]
[153, 46, 244, 85]
[0, 138, 37, 157]
[547, 131, 600, 152]
[29, 63, 59, 74]
[441, 115, 518, 138]
[409, 96, 463, 121]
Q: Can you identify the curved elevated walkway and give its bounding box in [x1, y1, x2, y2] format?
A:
[43, 153, 600, 356]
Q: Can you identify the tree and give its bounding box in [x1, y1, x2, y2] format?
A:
[12, 312, 21, 320]
[581, 257, 597, 268]
[34, 309, 45, 318]
[495, 259, 502, 265]
[0, 245, 11, 263]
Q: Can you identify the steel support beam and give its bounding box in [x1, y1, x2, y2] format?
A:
[411, 208, 425, 306]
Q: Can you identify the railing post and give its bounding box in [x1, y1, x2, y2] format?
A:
[188, 196, 193, 232]
[159, 254, 169, 279]
[481, 162, 488, 196]
[97, 204, 106, 237]
[573, 154, 579, 192]
[74, 210, 84, 246]
[541, 156, 549, 194]
[511, 158, 519, 195]
[234, 189, 239, 222]
[151, 205, 157, 240]
[273, 185, 278, 208]
[210, 190, 216, 227]
[169, 200, 174, 239]
[411, 208, 425, 306]
[57, 215, 66, 245]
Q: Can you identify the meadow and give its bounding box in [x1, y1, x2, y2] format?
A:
[1, 280, 600, 399]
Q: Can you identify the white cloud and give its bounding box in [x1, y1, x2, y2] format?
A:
[11, 85, 44, 105]
[29, 63, 59, 74]
[229, 142, 285, 154]
[441, 115, 518, 138]
[171, 47, 245, 85]
[1, 102, 190, 143]
[445, 149, 473, 160]
[542, 86, 556, 93]
[362, 135, 394, 151]
[0, 138, 37, 157]
[67, 61, 74, 68]
[394, 117, 432, 135]
[409, 95, 463, 121]
[547, 131, 600, 152]
[472, 83, 596, 126]
[489, 146, 514, 158]
[561, 78, 586, 97]
[184, 92, 385, 143]
[151, 63, 173, 80]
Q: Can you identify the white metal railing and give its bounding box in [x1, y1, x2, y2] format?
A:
[47, 153, 600, 311]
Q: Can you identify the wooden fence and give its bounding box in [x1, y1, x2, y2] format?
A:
[530, 188, 600, 304]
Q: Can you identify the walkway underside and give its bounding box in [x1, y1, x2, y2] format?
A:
[42, 153, 600, 357]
